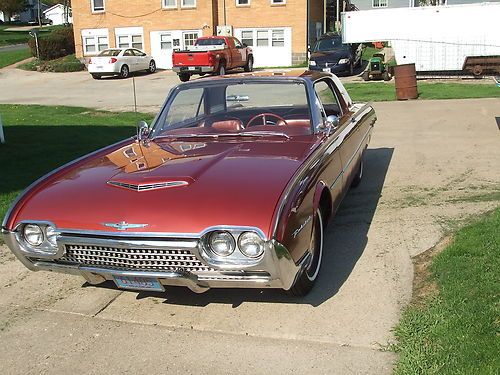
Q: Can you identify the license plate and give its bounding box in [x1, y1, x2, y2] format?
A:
[96, 66, 103, 69]
[322, 68, 331, 72]
[113, 275, 164, 292]
[188, 66, 196, 71]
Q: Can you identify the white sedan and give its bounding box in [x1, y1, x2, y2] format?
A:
[88, 48, 156, 79]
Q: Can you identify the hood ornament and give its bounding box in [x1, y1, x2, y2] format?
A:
[101, 221, 149, 230]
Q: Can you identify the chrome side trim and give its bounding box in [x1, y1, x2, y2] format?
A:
[1, 138, 133, 230]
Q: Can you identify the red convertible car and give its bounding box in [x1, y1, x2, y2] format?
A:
[2, 70, 376, 296]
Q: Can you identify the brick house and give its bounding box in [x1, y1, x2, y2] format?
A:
[72, 0, 325, 68]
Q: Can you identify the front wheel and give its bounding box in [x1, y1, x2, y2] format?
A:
[217, 62, 226, 76]
[244, 56, 254, 72]
[178, 73, 190, 82]
[148, 60, 156, 73]
[287, 208, 324, 297]
[382, 71, 391, 81]
[362, 71, 370, 81]
[119, 65, 129, 79]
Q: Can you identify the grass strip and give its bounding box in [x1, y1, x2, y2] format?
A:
[344, 82, 500, 102]
[0, 48, 31, 69]
[393, 208, 500, 375]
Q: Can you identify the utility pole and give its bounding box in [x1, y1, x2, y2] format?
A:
[38, 0, 42, 27]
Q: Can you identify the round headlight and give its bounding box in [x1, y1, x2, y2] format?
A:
[45, 226, 58, 247]
[208, 231, 235, 257]
[23, 224, 44, 246]
[238, 232, 265, 258]
[309, 60, 317, 66]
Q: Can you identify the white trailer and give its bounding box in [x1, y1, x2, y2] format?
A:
[341, 2, 500, 72]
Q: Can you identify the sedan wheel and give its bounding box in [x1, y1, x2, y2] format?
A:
[120, 65, 129, 79]
[287, 208, 324, 296]
[148, 60, 156, 73]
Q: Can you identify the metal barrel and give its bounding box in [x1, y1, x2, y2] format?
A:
[394, 63, 418, 100]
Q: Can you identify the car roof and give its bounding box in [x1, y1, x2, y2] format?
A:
[194, 69, 332, 83]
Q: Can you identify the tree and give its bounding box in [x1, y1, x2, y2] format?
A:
[0, 0, 27, 21]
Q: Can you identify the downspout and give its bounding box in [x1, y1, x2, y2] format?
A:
[306, 0, 310, 60]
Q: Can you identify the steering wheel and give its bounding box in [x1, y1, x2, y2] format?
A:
[246, 113, 288, 127]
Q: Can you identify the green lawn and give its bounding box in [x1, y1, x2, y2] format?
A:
[0, 48, 31, 69]
[0, 25, 30, 46]
[345, 82, 500, 102]
[393, 208, 500, 375]
[0, 104, 153, 222]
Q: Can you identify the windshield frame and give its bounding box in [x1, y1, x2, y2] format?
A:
[149, 77, 318, 139]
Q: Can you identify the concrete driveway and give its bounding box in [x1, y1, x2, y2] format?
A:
[0, 67, 499, 373]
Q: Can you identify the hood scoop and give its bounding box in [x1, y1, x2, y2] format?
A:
[107, 179, 190, 192]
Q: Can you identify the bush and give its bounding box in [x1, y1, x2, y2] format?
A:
[28, 26, 75, 60]
[17, 54, 84, 72]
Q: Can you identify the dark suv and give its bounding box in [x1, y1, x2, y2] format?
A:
[308, 33, 362, 76]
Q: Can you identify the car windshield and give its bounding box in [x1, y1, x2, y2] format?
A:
[98, 49, 121, 57]
[150, 81, 312, 139]
[195, 38, 226, 46]
[313, 37, 349, 52]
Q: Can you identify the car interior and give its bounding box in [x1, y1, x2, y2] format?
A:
[153, 82, 342, 139]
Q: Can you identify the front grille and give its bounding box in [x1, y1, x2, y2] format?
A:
[58, 244, 214, 272]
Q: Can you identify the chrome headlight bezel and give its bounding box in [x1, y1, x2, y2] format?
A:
[200, 227, 268, 268]
[14, 221, 61, 257]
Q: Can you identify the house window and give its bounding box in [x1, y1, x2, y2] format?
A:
[272, 29, 284, 47]
[236, 0, 250, 5]
[271, 0, 286, 4]
[241, 30, 253, 46]
[117, 34, 143, 50]
[162, 0, 177, 8]
[161, 34, 172, 49]
[84, 35, 108, 54]
[181, 0, 196, 8]
[132, 35, 143, 49]
[372, 0, 388, 7]
[91, 0, 105, 12]
[183, 32, 199, 47]
[256, 30, 269, 46]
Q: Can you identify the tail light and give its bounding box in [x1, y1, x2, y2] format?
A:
[109, 58, 117, 64]
[88, 58, 92, 64]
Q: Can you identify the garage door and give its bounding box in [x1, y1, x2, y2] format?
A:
[234, 27, 292, 68]
[150, 30, 201, 70]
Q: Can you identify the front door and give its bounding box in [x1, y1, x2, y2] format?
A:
[150, 32, 174, 69]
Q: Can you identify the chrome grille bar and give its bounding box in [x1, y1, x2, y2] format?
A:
[59, 244, 213, 272]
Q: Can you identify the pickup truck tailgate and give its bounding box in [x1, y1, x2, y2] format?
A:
[173, 51, 212, 67]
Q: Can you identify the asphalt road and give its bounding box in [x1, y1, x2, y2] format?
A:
[0, 68, 499, 373]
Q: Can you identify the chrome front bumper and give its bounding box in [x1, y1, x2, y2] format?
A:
[2, 229, 305, 293]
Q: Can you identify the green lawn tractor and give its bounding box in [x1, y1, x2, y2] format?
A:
[362, 53, 391, 81]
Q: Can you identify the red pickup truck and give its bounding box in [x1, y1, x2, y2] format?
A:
[172, 36, 253, 82]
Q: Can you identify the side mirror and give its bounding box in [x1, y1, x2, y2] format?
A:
[137, 120, 149, 141]
[318, 115, 340, 135]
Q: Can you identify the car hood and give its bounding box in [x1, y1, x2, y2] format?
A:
[310, 50, 350, 64]
[11, 137, 318, 238]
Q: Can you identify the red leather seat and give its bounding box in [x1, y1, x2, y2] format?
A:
[211, 119, 244, 132]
